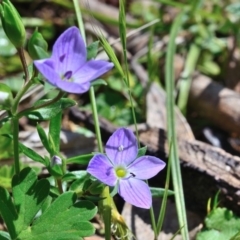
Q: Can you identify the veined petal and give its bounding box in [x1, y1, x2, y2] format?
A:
[55, 80, 90, 94]
[73, 60, 114, 84]
[51, 26, 86, 74]
[118, 178, 152, 209]
[127, 156, 166, 180]
[34, 59, 60, 86]
[87, 154, 117, 186]
[105, 128, 138, 166]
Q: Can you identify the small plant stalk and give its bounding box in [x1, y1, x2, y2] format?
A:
[12, 116, 20, 174]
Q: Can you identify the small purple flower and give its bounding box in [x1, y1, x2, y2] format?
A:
[87, 128, 166, 209]
[34, 26, 114, 94]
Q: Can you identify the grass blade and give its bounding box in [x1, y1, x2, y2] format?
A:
[165, 11, 189, 239]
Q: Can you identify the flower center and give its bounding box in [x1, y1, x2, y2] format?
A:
[115, 167, 127, 178]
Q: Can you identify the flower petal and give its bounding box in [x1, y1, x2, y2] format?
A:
[51, 26, 87, 74]
[127, 156, 166, 180]
[34, 59, 60, 86]
[87, 154, 117, 186]
[118, 178, 152, 209]
[73, 60, 114, 84]
[55, 80, 91, 94]
[105, 128, 138, 166]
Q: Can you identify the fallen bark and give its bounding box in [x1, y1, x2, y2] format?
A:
[189, 74, 240, 135]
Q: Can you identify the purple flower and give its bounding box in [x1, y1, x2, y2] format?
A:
[34, 27, 114, 94]
[87, 128, 166, 209]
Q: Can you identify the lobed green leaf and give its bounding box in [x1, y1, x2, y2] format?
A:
[26, 98, 76, 120]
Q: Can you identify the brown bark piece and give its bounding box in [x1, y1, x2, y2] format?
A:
[189, 74, 240, 135]
[147, 82, 195, 140]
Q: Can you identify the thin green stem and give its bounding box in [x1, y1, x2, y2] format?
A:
[12, 78, 34, 115]
[72, 0, 103, 154]
[17, 91, 64, 119]
[12, 117, 20, 174]
[72, 2, 111, 240]
[56, 178, 63, 194]
[72, 0, 86, 43]
[89, 86, 103, 153]
[128, 89, 140, 147]
[147, 181, 157, 238]
[119, 0, 139, 145]
[156, 141, 172, 234]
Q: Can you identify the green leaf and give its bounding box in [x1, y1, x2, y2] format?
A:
[0, 231, 11, 240]
[0, 168, 96, 240]
[0, 165, 16, 189]
[137, 146, 147, 158]
[48, 163, 63, 178]
[0, 168, 50, 239]
[62, 170, 88, 182]
[70, 172, 89, 194]
[66, 154, 94, 165]
[12, 168, 50, 235]
[197, 208, 240, 240]
[32, 45, 49, 59]
[36, 124, 52, 154]
[18, 192, 97, 240]
[84, 195, 105, 202]
[99, 35, 124, 78]
[49, 186, 60, 198]
[87, 41, 99, 60]
[49, 111, 62, 153]
[0, 83, 13, 110]
[150, 187, 174, 198]
[19, 142, 48, 166]
[90, 79, 107, 87]
[0, 187, 18, 239]
[88, 181, 105, 195]
[232, 232, 240, 240]
[0, 122, 13, 159]
[26, 98, 76, 120]
[0, 164, 41, 190]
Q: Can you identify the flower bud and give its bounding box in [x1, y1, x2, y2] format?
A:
[51, 155, 62, 167]
[49, 155, 63, 178]
[0, 0, 26, 48]
[28, 30, 48, 60]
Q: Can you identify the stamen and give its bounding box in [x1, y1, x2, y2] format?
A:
[111, 223, 117, 233]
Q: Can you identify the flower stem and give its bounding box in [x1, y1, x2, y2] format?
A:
[12, 116, 20, 174]
[12, 77, 34, 115]
[149, 202, 157, 237]
[127, 88, 140, 147]
[72, 0, 86, 43]
[56, 178, 63, 194]
[72, 2, 113, 239]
